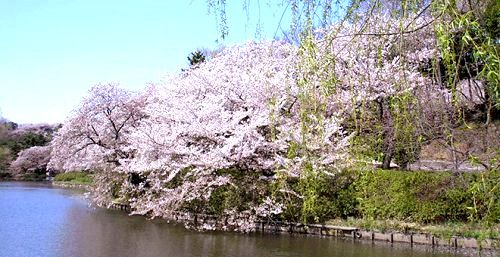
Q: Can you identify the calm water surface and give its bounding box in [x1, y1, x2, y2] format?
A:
[0, 182, 489, 257]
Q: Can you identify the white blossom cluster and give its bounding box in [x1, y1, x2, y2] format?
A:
[10, 145, 52, 175]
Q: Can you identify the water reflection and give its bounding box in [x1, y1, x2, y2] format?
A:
[0, 182, 489, 257]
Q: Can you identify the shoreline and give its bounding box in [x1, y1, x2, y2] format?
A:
[108, 203, 499, 251]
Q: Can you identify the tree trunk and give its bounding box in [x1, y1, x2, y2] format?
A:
[381, 150, 393, 169]
[379, 97, 395, 170]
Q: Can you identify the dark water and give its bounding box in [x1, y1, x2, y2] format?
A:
[0, 182, 486, 257]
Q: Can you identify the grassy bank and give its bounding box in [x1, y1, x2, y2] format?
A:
[54, 171, 93, 185]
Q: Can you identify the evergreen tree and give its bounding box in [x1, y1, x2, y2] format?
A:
[188, 50, 206, 66]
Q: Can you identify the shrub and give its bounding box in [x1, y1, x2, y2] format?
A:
[272, 170, 359, 223]
[355, 170, 483, 224]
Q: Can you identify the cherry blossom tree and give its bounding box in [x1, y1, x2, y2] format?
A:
[124, 42, 303, 220]
[10, 145, 52, 177]
[48, 83, 148, 172]
[82, 40, 346, 227]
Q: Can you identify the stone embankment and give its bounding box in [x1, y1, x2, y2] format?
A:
[255, 221, 496, 249]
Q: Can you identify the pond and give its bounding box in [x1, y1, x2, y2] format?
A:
[0, 182, 486, 257]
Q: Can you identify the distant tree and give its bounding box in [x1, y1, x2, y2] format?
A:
[0, 119, 57, 178]
[187, 50, 206, 66]
[10, 132, 49, 154]
[2, 121, 18, 130]
[0, 120, 14, 175]
[0, 146, 12, 175]
[10, 146, 51, 178]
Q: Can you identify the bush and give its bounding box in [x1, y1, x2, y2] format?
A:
[182, 168, 271, 216]
[271, 170, 359, 223]
[303, 171, 359, 223]
[355, 170, 485, 224]
[201, 168, 497, 225]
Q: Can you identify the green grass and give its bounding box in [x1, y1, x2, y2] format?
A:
[54, 171, 93, 185]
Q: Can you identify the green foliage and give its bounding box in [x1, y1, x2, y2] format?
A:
[306, 170, 359, 222]
[434, 0, 500, 123]
[390, 94, 423, 168]
[348, 93, 424, 170]
[0, 146, 11, 175]
[271, 173, 303, 222]
[207, 185, 229, 215]
[206, 181, 265, 216]
[183, 168, 270, 216]
[0, 132, 49, 157]
[164, 168, 191, 189]
[284, 23, 344, 224]
[181, 198, 205, 214]
[276, 168, 494, 225]
[271, 170, 359, 223]
[481, 0, 499, 39]
[54, 171, 93, 185]
[17, 132, 48, 150]
[357, 170, 424, 222]
[187, 50, 206, 66]
[0, 121, 53, 180]
[110, 180, 123, 199]
[298, 164, 321, 223]
[467, 170, 499, 225]
[355, 169, 499, 224]
[348, 105, 385, 163]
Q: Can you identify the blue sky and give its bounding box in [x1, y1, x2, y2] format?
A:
[0, 0, 291, 124]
